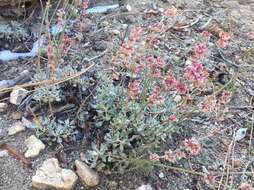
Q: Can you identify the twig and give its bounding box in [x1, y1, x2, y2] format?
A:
[0, 64, 94, 93]
[217, 47, 240, 69]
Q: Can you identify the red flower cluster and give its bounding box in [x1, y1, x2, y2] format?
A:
[184, 61, 208, 88]
[217, 31, 231, 48]
[147, 85, 165, 106]
[183, 138, 201, 155]
[128, 80, 141, 100]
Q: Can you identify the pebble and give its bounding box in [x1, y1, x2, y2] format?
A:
[24, 135, 45, 158]
[10, 87, 28, 105]
[126, 4, 132, 12]
[8, 121, 26, 135]
[0, 150, 9, 157]
[75, 160, 100, 187]
[174, 94, 182, 103]
[12, 112, 22, 120]
[0, 102, 7, 112]
[32, 158, 77, 190]
[93, 41, 107, 51]
[137, 184, 153, 190]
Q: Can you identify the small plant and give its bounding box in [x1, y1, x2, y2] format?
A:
[36, 117, 78, 145]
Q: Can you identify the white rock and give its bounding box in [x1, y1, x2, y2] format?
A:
[8, 121, 26, 135]
[174, 94, 182, 103]
[126, 4, 132, 12]
[10, 87, 29, 105]
[137, 184, 153, 190]
[32, 158, 78, 190]
[0, 102, 7, 112]
[75, 160, 100, 187]
[0, 150, 9, 157]
[234, 128, 248, 141]
[24, 135, 45, 158]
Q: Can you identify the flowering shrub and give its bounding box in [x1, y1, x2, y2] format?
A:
[85, 5, 233, 169]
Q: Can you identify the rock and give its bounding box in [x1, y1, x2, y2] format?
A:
[24, 135, 45, 158]
[0, 150, 8, 157]
[11, 111, 22, 120]
[10, 87, 28, 105]
[8, 121, 25, 135]
[32, 158, 78, 190]
[137, 184, 153, 190]
[75, 160, 100, 187]
[126, 4, 132, 12]
[174, 94, 182, 103]
[234, 159, 243, 168]
[93, 41, 107, 51]
[0, 0, 32, 7]
[0, 102, 7, 112]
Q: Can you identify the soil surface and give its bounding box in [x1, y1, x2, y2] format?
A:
[1, 0, 254, 190]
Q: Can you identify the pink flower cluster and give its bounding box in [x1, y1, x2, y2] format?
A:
[217, 31, 231, 48]
[184, 61, 208, 88]
[164, 6, 180, 17]
[218, 90, 232, 105]
[164, 149, 186, 163]
[149, 138, 201, 163]
[199, 97, 217, 113]
[119, 27, 142, 64]
[183, 138, 201, 156]
[128, 80, 141, 100]
[146, 56, 165, 77]
[200, 90, 232, 113]
[203, 172, 216, 188]
[163, 73, 187, 95]
[60, 35, 71, 54]
[147, 85, 165, 106]
[148, 23, 163, 33]
[194, 43, 207, 59]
